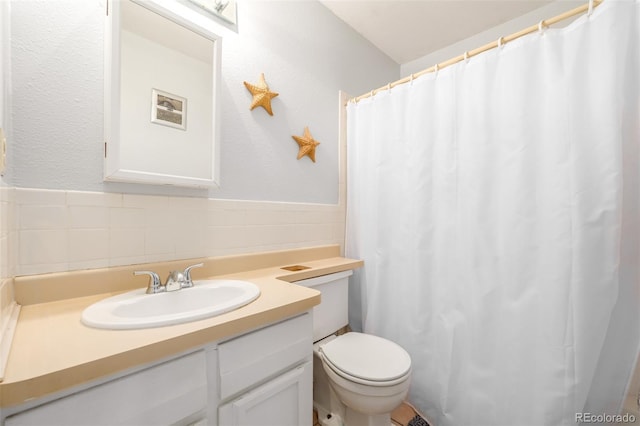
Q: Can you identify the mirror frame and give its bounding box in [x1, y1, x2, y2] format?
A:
[104, 0, 222, 188]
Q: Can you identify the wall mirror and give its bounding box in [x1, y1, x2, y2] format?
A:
[105, 0, 221, 188]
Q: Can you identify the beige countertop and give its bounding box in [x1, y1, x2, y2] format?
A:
[0, 245, 363, 408]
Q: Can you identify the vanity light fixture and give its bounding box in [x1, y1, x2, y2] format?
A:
[214, 0, 230, 13]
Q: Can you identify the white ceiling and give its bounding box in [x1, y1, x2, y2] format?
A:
[321, 0, 558, 64]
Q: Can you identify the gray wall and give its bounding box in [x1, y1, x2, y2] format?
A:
[1, 0, 9, 187]
[8, 0, 398, 203]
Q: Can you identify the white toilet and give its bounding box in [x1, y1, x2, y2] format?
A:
[296, 271, 412, 426]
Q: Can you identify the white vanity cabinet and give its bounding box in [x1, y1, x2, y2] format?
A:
[2, 313, 312, 426]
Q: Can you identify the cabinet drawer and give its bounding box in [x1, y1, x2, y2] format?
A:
[5, 350, 207, 426]
[218, 313, 312, 400]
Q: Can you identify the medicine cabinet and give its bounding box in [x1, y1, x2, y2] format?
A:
[104, 0, 221, 188]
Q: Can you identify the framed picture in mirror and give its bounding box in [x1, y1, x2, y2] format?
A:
[151, 89, 187, 131]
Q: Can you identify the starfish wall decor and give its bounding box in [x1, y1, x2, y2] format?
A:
[292, 126, 320, 163]
[243, 73, 279, 116]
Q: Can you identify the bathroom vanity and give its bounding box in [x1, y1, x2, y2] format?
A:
[5, 314, 312, 425]
[0, 246, 363, 425]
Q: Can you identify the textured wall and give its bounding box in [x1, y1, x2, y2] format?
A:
[0, 0, 5, 135]
[9, 0, 398, 203]
[9, 1, 104, 193]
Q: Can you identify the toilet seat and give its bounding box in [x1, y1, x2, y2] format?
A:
[319, 332, 411, 386]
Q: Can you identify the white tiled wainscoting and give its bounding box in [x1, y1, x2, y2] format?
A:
[0, 186, 15, 280]
[0, 185, 17, 363]
[14, 188, 346, 276]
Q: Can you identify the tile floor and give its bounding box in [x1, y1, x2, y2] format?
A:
[391, 402, 427, 426]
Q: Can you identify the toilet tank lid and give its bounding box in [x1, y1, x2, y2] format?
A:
[320, 332, 411, 382]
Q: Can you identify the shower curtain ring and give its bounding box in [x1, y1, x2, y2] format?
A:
[497, 36, 504, 48]
[463, 51, 469, 62]
[387, 82, 392, 92]
[434, 63, 439, 73]
[588, 0, 594, 16]
[538, 20, 547, 33]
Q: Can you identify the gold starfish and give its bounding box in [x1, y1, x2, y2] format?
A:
[243, 73, 279, 116]
[292, 127, 320, 162]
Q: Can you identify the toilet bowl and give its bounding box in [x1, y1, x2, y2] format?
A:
[295, 271, 412, 426]
[318, 332, 411, 425]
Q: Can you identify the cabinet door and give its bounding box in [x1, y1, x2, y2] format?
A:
[218, 361, 312, 426]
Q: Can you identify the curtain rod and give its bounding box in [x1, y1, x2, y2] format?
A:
[349, 0, 603, 104]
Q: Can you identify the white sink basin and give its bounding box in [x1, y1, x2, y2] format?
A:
[81, 280, 261, 330]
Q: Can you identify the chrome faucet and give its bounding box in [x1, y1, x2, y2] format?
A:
[165, 270, 186, 292]
[134, 263, 205, 294]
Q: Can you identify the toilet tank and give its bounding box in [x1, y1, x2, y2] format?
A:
[294, 270, 353, 341]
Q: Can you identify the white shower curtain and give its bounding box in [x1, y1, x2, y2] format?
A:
[346, 1, 640, 425]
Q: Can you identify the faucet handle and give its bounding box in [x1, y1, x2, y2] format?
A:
[134, 270, 164, 294]
[182, 263, 204, 288]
